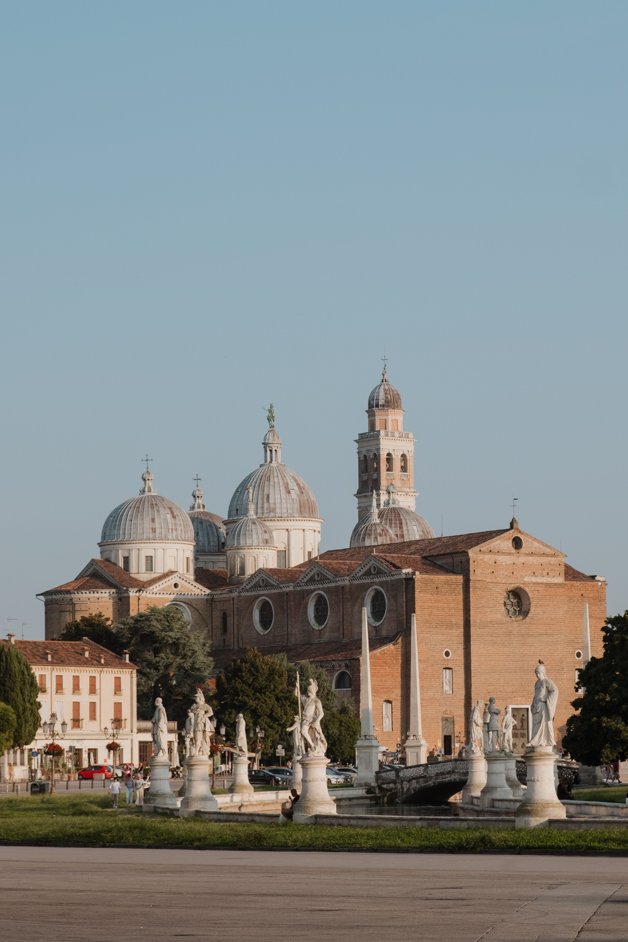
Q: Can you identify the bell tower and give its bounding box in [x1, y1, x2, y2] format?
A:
[355, 366, 417, 520]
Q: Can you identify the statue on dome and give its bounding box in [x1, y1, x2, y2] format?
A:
[266, 403, 276, 428]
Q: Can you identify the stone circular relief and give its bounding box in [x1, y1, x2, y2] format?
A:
[503, 587, 530, 620]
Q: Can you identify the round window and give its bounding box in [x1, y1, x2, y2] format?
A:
[512, 536, 523, 550]
[308, 592, 329, 630]
[575, 649, 583, 660]
[443, 649, 452, 659]
[366, 587, 387, 626]
[253, 597, 274, 634]
[503, 587, 531, 620]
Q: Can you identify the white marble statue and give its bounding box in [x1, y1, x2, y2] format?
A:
[151, 697, 168, 757]
[501, 705, 517, 753]
[287, 713, 304, 759]
[529, 661, 558, 748]
[300, 679, 327, 756]
[235, 713, 248, 755]
[469, 699, 484, 754]
[485, 697, 501, 752]
[190, 689, 215, 758]
[183, 708, 195, 757]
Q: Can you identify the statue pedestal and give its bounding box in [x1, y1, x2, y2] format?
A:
[355, 736, 380, 787]
[291, 757, 303, 794]
[515, 747, 566, 828]
[293, 755, 337, 821]
[179, 756, 218, 816]
[143, 755, 178, 811]
[403, 735, 428, 767]
[504, 752, 524, 798]
[461, 751, 487, 803]
[480, 752, 514, 809]
[229, 754, 254, 797]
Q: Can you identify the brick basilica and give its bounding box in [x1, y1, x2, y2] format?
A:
[40, 369, 606, 756]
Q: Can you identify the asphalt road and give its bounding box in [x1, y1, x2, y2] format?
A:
[1, 846, 627, 942]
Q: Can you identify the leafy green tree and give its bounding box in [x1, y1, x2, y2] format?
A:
[563, 612, 628, 765]
[0, 702, 17, 755]
[214, 648, 294, 759]
[59, 613, 123, 655]
[114, 607, 214, 728]
[0, 644, 40, 747]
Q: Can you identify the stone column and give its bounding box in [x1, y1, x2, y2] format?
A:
[293, 755, 337, 821]
[515, 747, 566, 828]
[179, 756, 218, 816]
[461, 752, 487, 803]
[229, 754, 254, 798]
[503, 753, 524, 798]
[479, 752, 514, 809]
[355, 606, 381, 786]
[143, 754, 178, 812]
[403, 614, 428, 766]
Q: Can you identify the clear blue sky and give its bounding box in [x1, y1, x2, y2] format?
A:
[1, 3, 626, 639]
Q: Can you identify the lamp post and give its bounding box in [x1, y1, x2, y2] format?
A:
[41, 713, 68, 795]
[254, 726, 265, 770]
[104, 719, 122, 777]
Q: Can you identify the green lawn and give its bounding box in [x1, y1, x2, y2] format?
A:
[0, 794, 627, 854]
[572, 785, 628, 804]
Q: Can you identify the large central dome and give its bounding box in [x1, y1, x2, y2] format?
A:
[228, 426, 319, 520]
[101, 470, 194, 544]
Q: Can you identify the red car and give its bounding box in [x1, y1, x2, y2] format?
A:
[77, 764, 113, 780]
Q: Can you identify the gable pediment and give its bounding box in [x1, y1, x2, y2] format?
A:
[349, 555, 397, 581]
[238, 571, 284, 593]
[140, 573, 209, 596]
[469, 529, 564, 560]
[293, 563, 341, 587]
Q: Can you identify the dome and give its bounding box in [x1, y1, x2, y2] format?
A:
[368, 365, 403, 411]
[378, 485, 434, 542]
[350, 493, 395, 548]
[226, 491, 275, 549]
[228, 424, 319, 520]
[100, 470, 194, 544]
[188, 479, 226, 553]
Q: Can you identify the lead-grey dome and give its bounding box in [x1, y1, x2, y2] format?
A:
[378, 485, 434, 542]
[350, 492, 395, 547]
[228, 425, 319, 520]
[226, 492, 275, 549]
[100, 470, 194, 544]
[188, 480, 226, 553]
[368, 365, 403, 411]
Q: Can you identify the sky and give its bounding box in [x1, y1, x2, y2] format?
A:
[1, 2, 627, 639]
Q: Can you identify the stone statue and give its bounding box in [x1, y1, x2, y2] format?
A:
[485, 697, 501, 752]
[501, 705, 517, 753]
[287, 714, 304, 759]
[469, 699, 484, 754]
[183, 708, 195, 758]
[529, 661, 558, 748]
[151, 697, 168, 758]
[235, 713, 248, 755]
[300, 679, 327, 756]
[266, 403, 275, 428]
[190, 689, 215, 758]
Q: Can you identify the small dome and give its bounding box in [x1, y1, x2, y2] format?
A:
[228, 423, 319, 520]
[100, 470, 194, 544]
[188, 478, 226, 553]
[227, 491, 275, 549]
[350, 493, 395, 547]
[368, 365, 403, 411]
[378, 485, 434, 542]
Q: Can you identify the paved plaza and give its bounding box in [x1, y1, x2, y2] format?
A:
[1, 846, 627, 941]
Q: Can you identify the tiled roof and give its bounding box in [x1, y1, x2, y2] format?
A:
[318, 529, 508, 562]
[2, 639, 136, 669]
[564, 563, 597, 582]
[194, 568, 229, 589]
[211, 635, 399, 671]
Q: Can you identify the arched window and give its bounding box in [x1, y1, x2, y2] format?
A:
[333, 670, 352, 691]
[221, 612, 228, 635]
[385, 452, 393, 472]
[382, 700, 393, 731]
[371, 454, 377, 472]
[400, 453, 408, 473]
[361, 455, 368, 476]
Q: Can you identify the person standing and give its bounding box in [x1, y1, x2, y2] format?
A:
[133, 773, 145, 807]
[110, 778, 121, 808]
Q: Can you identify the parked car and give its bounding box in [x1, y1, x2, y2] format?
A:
[248, 769, 285, 786]
[263, 766, 293, 782]
[326, 767, 348, 786]
[77, 764, 113, 780]
[330, 766, 357, 783]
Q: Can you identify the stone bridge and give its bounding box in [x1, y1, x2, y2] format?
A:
[375, 758, 579, 805]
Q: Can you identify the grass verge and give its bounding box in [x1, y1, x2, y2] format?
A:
[572, 785, 628, 804]
[0, 794, 627, 854]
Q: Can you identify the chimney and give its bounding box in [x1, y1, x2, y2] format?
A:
[45, 650, 52, 662]
[6, 633, 15, 644]
[123, 650, 130, 663]
[83, 647, 89, 658]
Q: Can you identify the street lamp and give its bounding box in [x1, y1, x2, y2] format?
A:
[41, 713, 68, 795]
[104, 719, 122, 776]
[254, 726, 265, 770]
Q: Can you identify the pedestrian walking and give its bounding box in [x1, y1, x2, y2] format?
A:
[110, 778, 121, 808]
[124, 773, 134, 805]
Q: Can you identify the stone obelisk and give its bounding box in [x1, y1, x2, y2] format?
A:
[403, 614, 428, 766]
[355, 606, 381, 786]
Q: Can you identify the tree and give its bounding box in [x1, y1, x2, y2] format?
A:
[0, 702, 17, 755]
[114, 607, 214, 729]
[214, 649, 294, 759]
[59, 613, 124, 655]
[563, 612, 628, 766]
[0, 643, 40, 747]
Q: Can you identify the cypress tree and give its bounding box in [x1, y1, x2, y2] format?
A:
[0, 644, 40, 747]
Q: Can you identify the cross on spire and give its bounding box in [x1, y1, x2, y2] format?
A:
[142, 454, 153, 473]
[511, 496, 519, 517]
[193, 473, 202, 489]
[381, 354, 388, 380]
